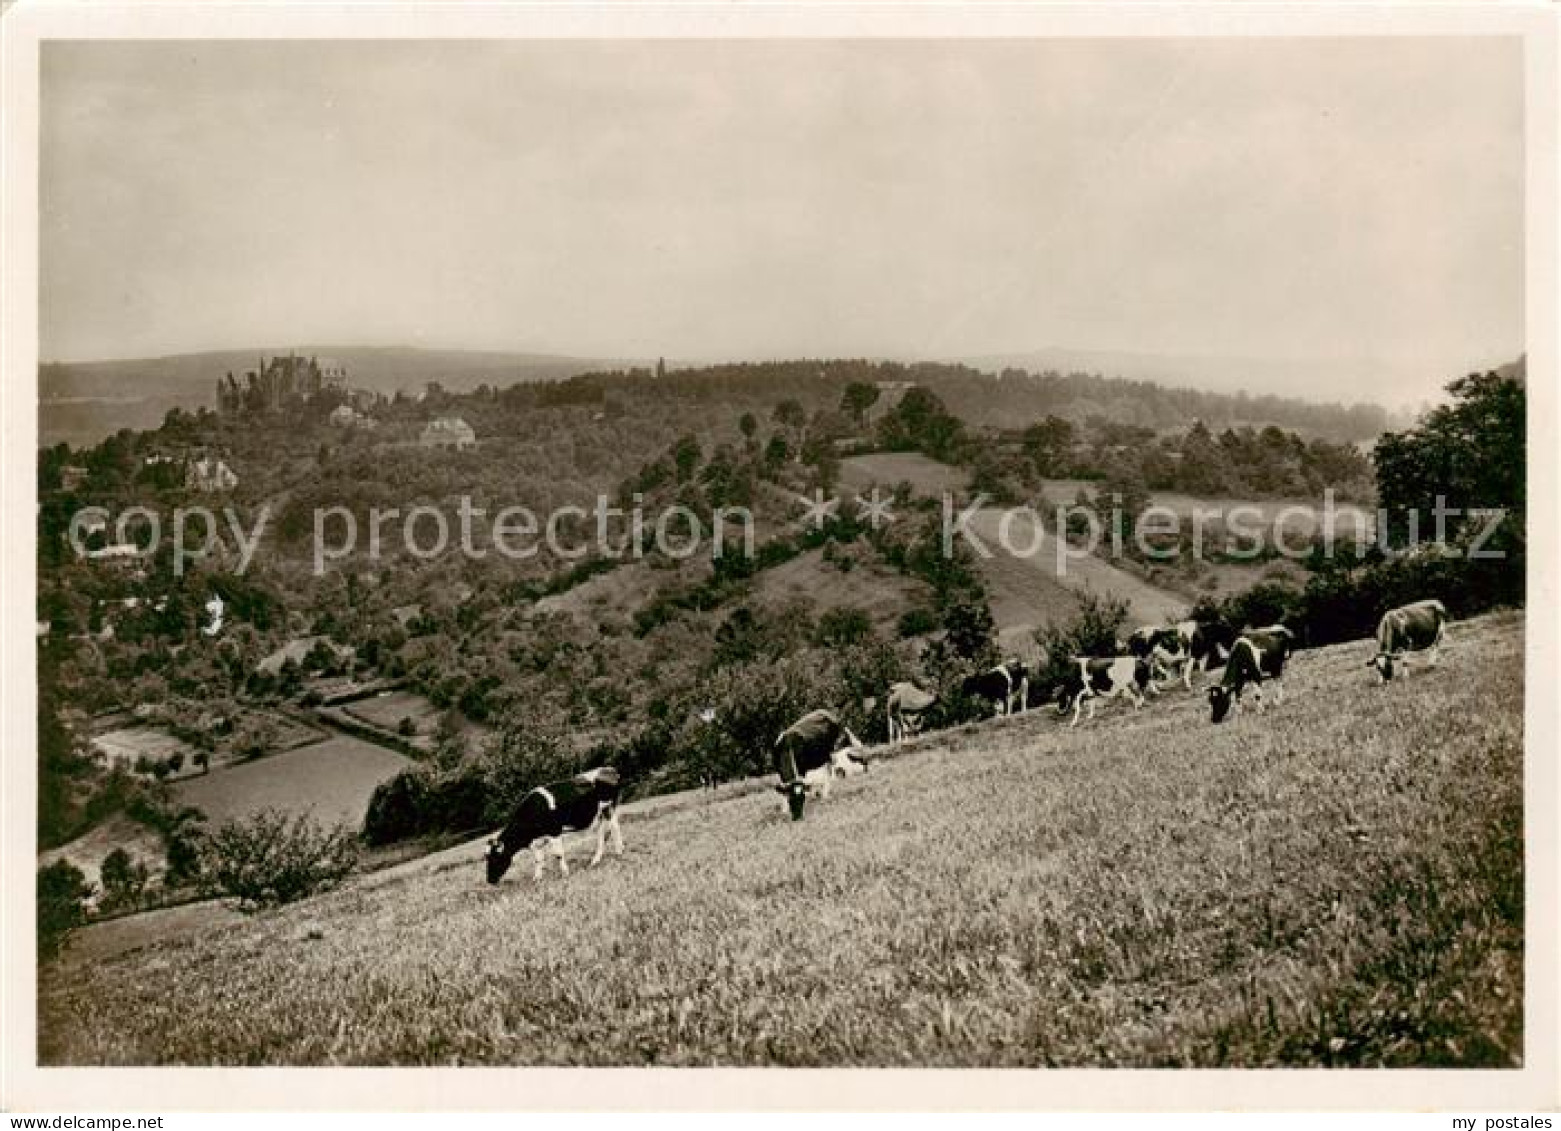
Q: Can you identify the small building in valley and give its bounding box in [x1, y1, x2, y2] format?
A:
[420, 416, 476, 450]
[186, 456, 239, 493]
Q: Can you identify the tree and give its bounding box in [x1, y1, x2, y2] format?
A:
[38, 860, 93, 960]
[99, 847, 150, 913]
[773, 399, 807, 434]
[876, 387, 964, 461]
[1023, 415, 1075, 479]
[941, 597, 997, 664]
[840, 382, 880, 426]
[763, 433, 791, 471]
[1032, 590, 1130, 695]
[671, 435, 702, 484]
[1375, 367, 1525, 547]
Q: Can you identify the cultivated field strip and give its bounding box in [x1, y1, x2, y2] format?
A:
[39, 612, 1523, 1066]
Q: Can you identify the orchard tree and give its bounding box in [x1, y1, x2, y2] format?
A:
[1375, 365, 1525, 547]
[840, 381, 880, 426]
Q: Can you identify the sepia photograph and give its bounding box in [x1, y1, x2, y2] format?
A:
[4, 1, 1557, 1114]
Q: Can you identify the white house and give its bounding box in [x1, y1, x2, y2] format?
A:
[420, 417, 476, 450]
[186, 456, 239, 493]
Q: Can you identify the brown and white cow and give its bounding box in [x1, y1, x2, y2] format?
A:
[1368, 599, 1449, 682]
[773, 709, 869, 821]
[885, 681, 937, 745]
[1208, 626, 1296, 723]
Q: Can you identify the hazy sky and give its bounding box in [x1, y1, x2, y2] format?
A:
[41, 38, 1523, 402]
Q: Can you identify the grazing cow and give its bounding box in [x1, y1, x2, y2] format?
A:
[1368, 599, 1450, 682]
[886, 681, 937, 745]
[1054, 656, 1159, 727]
[1126, 625, 1181, 659]
[773, 709, 869, 821]
[1170, 619, 1237, 690]
[1127, 625, 1195, 687]
[1208, 626, 1296, 723]
[960, 660, 1030, 717]
[485, 766, 624, 884]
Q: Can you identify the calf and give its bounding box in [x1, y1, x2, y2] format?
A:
[1055, 656, 1158, 727]
[485, 766, 624, 883]
[773, 709, 868, 821]
[886, 681, 937, 745]
[960, 660, 1030, 717]
[1208, 626, 1295, 723]
[1369, 599, 1449, 682]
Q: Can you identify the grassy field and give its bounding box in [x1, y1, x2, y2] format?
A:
[344, 690, 440, 736]
[965, 507, 1189, 655]
[837, 452, 1190, 653]
[838, 452, 970, 497]
[171, 734, 413, 829]
[90, 726, 201, 776]
[750, 547, 931, 636]
[40, 612, 1523, 1066]
[1040, 479, 1375, 541]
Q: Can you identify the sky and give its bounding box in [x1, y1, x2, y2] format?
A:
[40, 38, 1524, 406]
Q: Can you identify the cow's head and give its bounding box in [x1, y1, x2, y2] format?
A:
[1368, 653, 1394, 682]
[1208, 686, 1235, 724]
[484, 837, 514, 884]
[773, 780, 808, 821]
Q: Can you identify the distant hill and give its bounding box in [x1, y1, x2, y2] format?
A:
[954, 346, 1460, 418]
[38, 346, 636, 448]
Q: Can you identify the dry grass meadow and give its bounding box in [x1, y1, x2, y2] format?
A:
[170, 734, 412, 828]
[39, 612, 1524, 1067]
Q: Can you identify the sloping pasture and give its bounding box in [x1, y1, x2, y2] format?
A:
[40, 613, 1523, 1066]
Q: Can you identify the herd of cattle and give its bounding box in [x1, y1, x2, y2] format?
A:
[485, 599, 1450, 879]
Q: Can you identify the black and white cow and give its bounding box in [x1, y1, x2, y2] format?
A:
[485, 766, 624, 883]
[773, 709, 869, 821]
[886, 681, 937, 745]
[960, 660, 1030, 717]
[1126, 625, 1180, 659]
[1207, 626, 1296, 723]
[1054, 656, 1159, 727]
[1368, 599, 1449, 682]
[1170, 619, 1237, 689]
[1126, 625, 1191, 687]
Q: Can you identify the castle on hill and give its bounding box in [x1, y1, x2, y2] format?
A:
[215, 353, 349, 414]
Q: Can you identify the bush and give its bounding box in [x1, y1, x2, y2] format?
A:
[1032, 590, 1131, 699]
[362, 769, 432, 845]
[362, 765, 492, 846]
[201, 809, 358, 910]
[38, 859, 93, 961]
